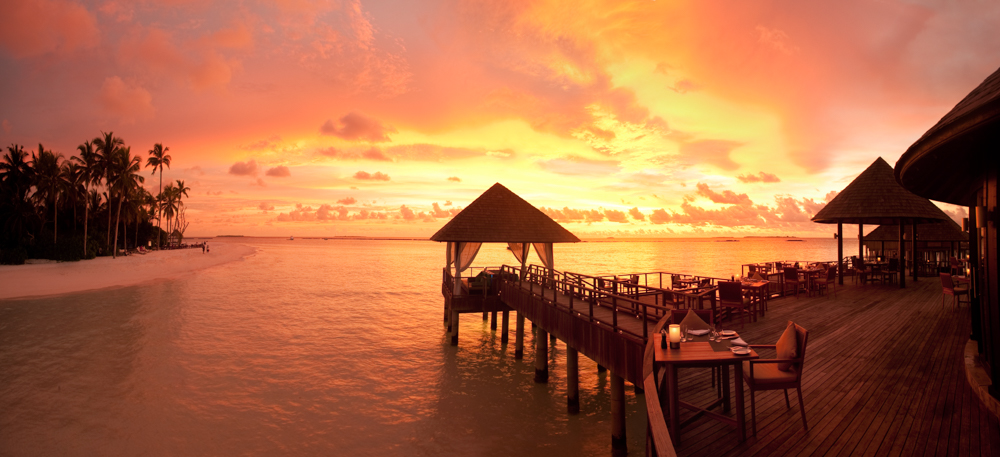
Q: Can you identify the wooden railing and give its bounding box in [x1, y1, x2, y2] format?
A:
[644, 315, 678, 457]
[498, 264, 722, 343]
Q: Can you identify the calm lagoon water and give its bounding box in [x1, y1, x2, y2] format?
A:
[0, 237, 856, 456]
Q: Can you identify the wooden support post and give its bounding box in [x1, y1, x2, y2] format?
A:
[859, 223, 864, 261]
[611, 371, 627, 451]
[838, 222, 844, 285]
[490, 311, 498, 330]
[899, 222, 907, 288]
[483, 311, 488, 321]
[444, 302, 449, 325]
[501, 310, 509, 344]
[450, 310, 459, 346]
[514, 314, 525, 359]
[911, 220, 918, 282]
[597, 364, 607, 373]
[535, 329, 549, 383]
[567, 346, 579, 414]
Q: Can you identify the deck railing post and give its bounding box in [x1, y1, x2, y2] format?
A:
[611, 371, 627, 451]
[501, 310, 509, 344]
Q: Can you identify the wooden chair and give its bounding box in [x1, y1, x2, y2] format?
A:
[813, 267, 837, 297]
[743, 322, 810, 436]
[881, 258, 899, 284]
[718, 281, 754, 329]
[940, 273, 969, 309]
[782, 267, 802, 298]
[851, 257, 868, 284]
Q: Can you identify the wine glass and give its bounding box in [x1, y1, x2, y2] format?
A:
[709, 326, 717, 342]
[680, 324, 688, 342]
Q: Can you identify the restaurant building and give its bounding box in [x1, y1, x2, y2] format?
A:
[895, 65, 1000, 403]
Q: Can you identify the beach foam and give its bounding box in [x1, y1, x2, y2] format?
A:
[0, 242, 256, 300]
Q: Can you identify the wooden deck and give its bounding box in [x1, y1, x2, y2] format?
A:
[665, 278, 1000, 456]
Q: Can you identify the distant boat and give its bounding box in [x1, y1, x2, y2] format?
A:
[289, 236, 294, 240]
[715, 239, 740, 242]
[786, 239, 804, 242]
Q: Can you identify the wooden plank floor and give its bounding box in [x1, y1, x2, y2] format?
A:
[663, 278, 1000, 457]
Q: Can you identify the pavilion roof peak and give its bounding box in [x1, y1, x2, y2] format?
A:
[811, 157, 949, 225]
[429, 183, 581, 243]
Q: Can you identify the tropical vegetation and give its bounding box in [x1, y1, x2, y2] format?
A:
[0, 132, 192, 264]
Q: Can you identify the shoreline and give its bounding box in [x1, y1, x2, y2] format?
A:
[0, 242, 256, 301]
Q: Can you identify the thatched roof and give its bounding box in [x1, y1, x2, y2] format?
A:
[896, 65, 1000, 206]
[862, 218, 968, 242]
[430, 183, 581, 243]
[812, 157, 948, 225]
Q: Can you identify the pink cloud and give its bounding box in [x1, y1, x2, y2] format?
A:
[98, 76, 154, 122]
[265, 166, 291, 177]
[0, 0, 99, 58]
[320, 112, 396, 142]
[229, 160, 258, 176]
[604, 209, 628, 223]
[399, 204, 416, 220]
[354, 171, 390, 181]
[118, 25, 244, 89]
[362, 147, 392, 161]
[337, 197, 357, 205]
[629, 207, 645, 221]
[695, 183, 752, 206]
[447, 176, 461, 182]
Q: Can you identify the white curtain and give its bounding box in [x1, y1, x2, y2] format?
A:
[532, 242, 553, 271]
[508, 242, 531, 280]
[450, 241, 482, 295]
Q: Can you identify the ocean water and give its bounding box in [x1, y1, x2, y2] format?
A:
[0, 237, 855, 456]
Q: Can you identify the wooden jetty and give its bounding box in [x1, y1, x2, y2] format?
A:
[441, 264, 1000, 456]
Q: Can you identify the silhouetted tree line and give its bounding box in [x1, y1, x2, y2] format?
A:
[0, 132, 190, 264]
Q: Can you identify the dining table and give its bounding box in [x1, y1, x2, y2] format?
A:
[654, 331, 759, 445]
[739, 279, 770, 318]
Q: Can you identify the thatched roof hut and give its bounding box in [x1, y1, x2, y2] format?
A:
[430, 183, 580, 243]
[812, 157, 948, 225]
[894, 65, 997, 399]
[896, 66, 1000, 206]
[812, 157, 947, 287]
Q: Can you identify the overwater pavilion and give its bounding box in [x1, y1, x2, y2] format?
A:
[811, 157, 948, 287]
[862, 219, 970, 276]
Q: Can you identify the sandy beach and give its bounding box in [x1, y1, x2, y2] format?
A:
[0, 242, 256, 300]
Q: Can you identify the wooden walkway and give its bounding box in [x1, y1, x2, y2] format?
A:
[665, 278, 1000, 456]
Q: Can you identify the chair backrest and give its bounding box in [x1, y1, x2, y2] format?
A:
[950, 257, 959, 268]
[718, 281, 742, 302]
[670, 309, 713, 326]
[791, 322, 809, 378]
[940, 272, 954, 290]
[826, 267, 836, 281]
[748, 264, 757, 273]
[888, 258, 898, 270]
[784, 267, 798, 281]
[699, 278, 712, 288]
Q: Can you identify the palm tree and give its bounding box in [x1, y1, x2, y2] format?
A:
[0, 144, 36, 249]
[30, 144, 68, 244]
[94, 131, 124, 254]
[108, 146, 143, 258]
[73, 140, 100, 257]
[160, 183, 178, 244]
[63, 161, 86, 233]
[146, 143, 171, 250]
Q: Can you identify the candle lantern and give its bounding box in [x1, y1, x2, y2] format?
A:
[668, 324, 681, 349]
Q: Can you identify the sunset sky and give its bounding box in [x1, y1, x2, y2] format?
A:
[1, 0, 997, 238]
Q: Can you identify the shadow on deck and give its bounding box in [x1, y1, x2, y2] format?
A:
[664, 278, 1000, 456]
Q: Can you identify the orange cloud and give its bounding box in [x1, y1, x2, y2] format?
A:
[229, 160, 258, 176]
[0, 0, 99, 58]
[321, 113, 397, 142]
[737, 172, 781, 183]
[98, 76, 154, 122]
[265, 166, 290, 177]
[353, 171, 390, 181]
